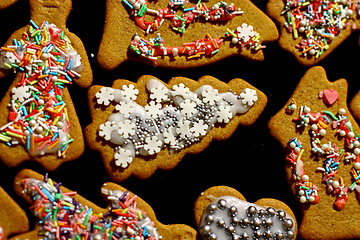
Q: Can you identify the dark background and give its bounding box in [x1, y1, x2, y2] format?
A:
[0, 0, 360, 239]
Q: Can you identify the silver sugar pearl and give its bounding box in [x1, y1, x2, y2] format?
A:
[241, 232, 249, 240]
[218, 199, 227, 209]
[251, 218, 262, 230]
[253, 230, 262, 239]
[228, 206, 238, 216]
[217, 218, 226, 228]
[208, 233, 217, 240]
[231, 217, 240, 226]
[201, 225, 211, 235]
[205, 215, 214, 224]
[277, 210, 286, 220]
[232, 234, 240, 240]
[274, 231, 285, 240]
[283, 218, 294, 230]
[246, 205, 257, 217]
[264, 218, 273, 228]
[241, 218, 250, 228]
[226, 225, 236, 234]
[207, 204, 217, 213]
[258, 208, 266, 217]
[286, 230, 295, 239]
[263, 229, 273, 239]
[266, 207, 276, 217]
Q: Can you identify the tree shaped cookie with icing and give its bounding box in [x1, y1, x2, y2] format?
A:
[269, 66, 360, 239]
[0, 0, 93, 170]
[98, 0, 278, 69]
[0, 187, 29, 240]
[85, 75, 267, 182]
[12, 169, 197, 240]
[194, 186, 298, 240]
[267, 0, 360, 65]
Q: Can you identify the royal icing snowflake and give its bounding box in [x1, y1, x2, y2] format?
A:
[236, 23, 256, 42]
[96, 87, 115, 106]
[114, 147, 134, 168]
[99, 121, 116, 141]
[240, 88, 258, 106]
[11, 86, 32, 102]
[96, 79, 258, 169]
[121, 84, 139, 101]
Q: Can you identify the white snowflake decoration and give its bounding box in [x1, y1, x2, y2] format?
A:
[163, 128, 177, 147]
[217, 105, 233, 123]
[121, 84, 139, 101]
[190, 120, 208, 137]
[114, 147, 133, 168]
[12, 86, 32, 102]
[236, 23, 255, 42]
[179, 99, 197, 117]
[99, 121, 116, 141]
[201, 87, 220, 105]
[176, 119, 193, 138]
[95, 87, 115, 106]
[145, 101, 162, 118]
[115, 101, 134, 117]
[144, 136, 162, 155]
[240, 88, 258, 106]
[149, 85, 169, 103]
[117, 119, 136, 138]
[172, 83, 191, 98]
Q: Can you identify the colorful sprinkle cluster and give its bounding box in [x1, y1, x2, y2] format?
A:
[282, 0, 358, 58]
[287, 102, 360, 210]
[122, 0, 243, 34]
[22, 177, 160, 240]
[0, 21, 82, 158]
[130, 23, 264, 65]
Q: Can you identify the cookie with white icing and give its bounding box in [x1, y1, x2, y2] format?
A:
[0, 186, 29, 240]
[194, 186, 298, 240]
[12, 169, 197, 240]
[266, 0, 360, 66]
[0, 0, 93, 170]
[98, 0, 278, 69]
[269, 66, 360, 239]
[85, 75, 267, 182]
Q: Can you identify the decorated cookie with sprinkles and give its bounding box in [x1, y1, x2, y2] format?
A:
[97, 0, 278, 69]
[194, 186, 298, 240]
[350, 91, 360, 122]
[267, 0, 360, 65]
[85, 75, 267, 182]
[12, 169, 197, 240]
[0, 0, 93, 170]
[269, 66, 360, 239]
[0, 186, 29, 240]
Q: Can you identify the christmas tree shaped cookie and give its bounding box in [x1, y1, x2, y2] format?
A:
[85, 75, 267, 182]
[0, 187, 29, 240]
[267, 0, 360, 65]
[0, 0, 93, 170]
[98, 0, 278, 69]
[11, 169, 197, 240]
[269, 66, 360, 239]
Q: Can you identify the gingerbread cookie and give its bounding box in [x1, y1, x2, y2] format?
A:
[97, 0, 278, 69]
[0, 0, 93, 170]
[0, 186, 29, 240]
[269, 66, 360, 239]
[267, 0, 360, 65]
[194, 186, 298, 240]
[0, 0, 17, 9]
[350, 91, 360, 122]
[85, 75, 267, 182]
[12, 169, 196, 240]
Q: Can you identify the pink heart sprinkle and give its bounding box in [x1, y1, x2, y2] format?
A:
[322, 89, 339, 106]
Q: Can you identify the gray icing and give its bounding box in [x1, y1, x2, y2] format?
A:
[95, 78, 258, 168]
[199, 196, 295, 240]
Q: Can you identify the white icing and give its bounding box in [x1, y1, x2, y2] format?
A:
[199, 196, 295, 240]
[95, 79, 258, 168]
